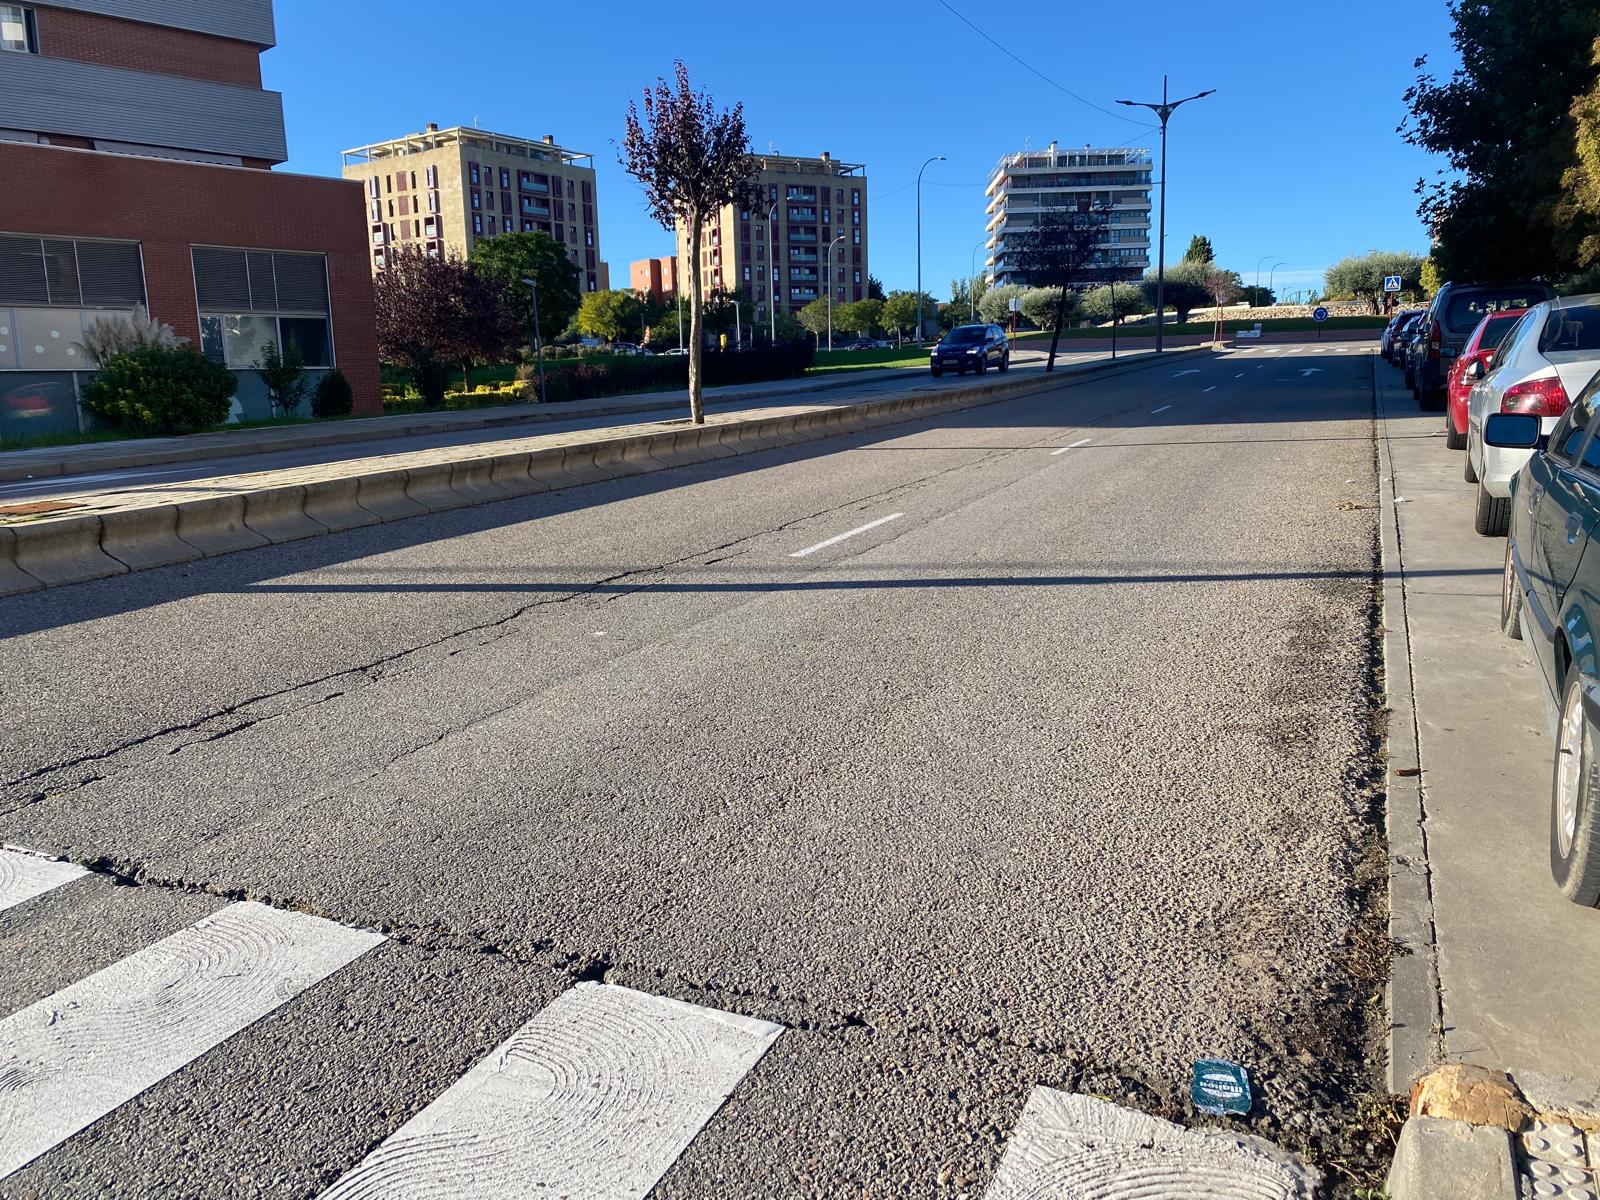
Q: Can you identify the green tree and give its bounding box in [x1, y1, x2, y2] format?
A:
[621, 63, 761, 423]
[1404, 1, 1600, 279]
[1141, 260, 1211, 324]
[1419, 258, 1442, 297]
[797, 297, 832, 342]
[577, 289, 647, 342]
[469, 231, 582, 347]
[1020, 287, 1079, 330]
[773, 310, 806, 342]
[1081, 282, 1145, 323]
[882, 290, 933, 339]
[866, 274, 887, 301]
[836, 298, 884, 336]
[1182, 235, 1215, 264]
[701, 287, 751, 340]
[978, 284, 1025, 326]
[1560, 38, 1600, 268]
[946, 275, 990, 327]
[1239, 285, 1275, 307]
[1323, 252, 1426, 314]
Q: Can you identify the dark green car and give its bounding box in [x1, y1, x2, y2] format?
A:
[1493, 371, 1600, 903]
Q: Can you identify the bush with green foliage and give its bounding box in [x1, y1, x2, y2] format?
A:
[82, 347, 237, 434]
[311, 369, 354, 418]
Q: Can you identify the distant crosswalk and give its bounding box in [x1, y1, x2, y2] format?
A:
[0, 848, 1304, 1194]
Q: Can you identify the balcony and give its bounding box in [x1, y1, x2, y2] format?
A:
[521, 200, 551, 217]
[786, 188, 817, 201]
[790, 250, 818, 262]
[788, 207, 816, 221]
[790, 268, 818, 281]
[789, 231, 818, 244]
[790, 287, 818, 301]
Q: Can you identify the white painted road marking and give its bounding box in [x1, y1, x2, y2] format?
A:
[1235, 373, 1247, 379]
[320, 982, 783, 1200]
[1051, 438, 1093, 456]
[1172, 369, 1201, 377]
[0, 848, 87, 913]
[790, 513, 903, 558]
[1151, 405, 1172, 415]
[0, 902, 383, 1179]
[1203, 385, 1218, 393]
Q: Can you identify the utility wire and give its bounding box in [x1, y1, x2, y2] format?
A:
[935, 0, 1158, 132]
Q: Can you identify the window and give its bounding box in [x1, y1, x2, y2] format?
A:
[0, 6, 37, 53]
[853, 210, 860, 226]
[854, 270, 861, 285]
[852, 229, 861, 245]
[500, 168, 511, 189]
[426, 165, 438, 188]
[192, 245, 334, 370]
[367, 177, 380, 199]
[852, 189, 860, 206]
[1542, 304, 1600, 353]
[0, 235, 145, 308]
[585, 229, 594, 247]
[469, 163, 480, 186]
[410, 171, 417, 189]
[471, 191, 481, 210]
[473, 213, 483, 234]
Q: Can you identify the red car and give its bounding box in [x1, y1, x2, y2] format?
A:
[1445, 308, 1527, 449]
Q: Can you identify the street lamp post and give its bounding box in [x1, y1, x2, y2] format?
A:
[1255, 254, 1274, 304]
[915, 155, 945, 342]
[769, 202, 779, 346]
[676, 290, 683, 350]
[1118, 78, 1214, 354]
[732, 300, 741, 351]
[1268, 261, 1286, 304]
[970, 238, 987, 322]
[825, 234, 845, 351]
[519, 276, 547, 405]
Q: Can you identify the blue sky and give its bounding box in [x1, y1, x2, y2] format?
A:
[269, 0, 1454, 301]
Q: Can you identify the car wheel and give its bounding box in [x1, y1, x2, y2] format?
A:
[931, 366, 943, 378]
[1551, 670, 1600, 906]
[1464, 448, 1479, 483]
[974, 356, 986, 375]
[1501, 541, 1524, 641]
[1444, 410, 1467, 450]
[998, 353, 1010, 373]
[1473, 476, 1511, 536]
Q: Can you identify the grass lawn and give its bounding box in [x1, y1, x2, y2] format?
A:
[808, 345, 929, 375]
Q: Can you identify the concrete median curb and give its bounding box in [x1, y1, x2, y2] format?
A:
[0, 347, 1194, 598]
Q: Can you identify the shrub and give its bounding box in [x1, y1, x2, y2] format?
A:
[74, 305, 188, 367]
[311, 369, 354, 418]
[82, 347, 237, 434]
[254, 340, 307, 416]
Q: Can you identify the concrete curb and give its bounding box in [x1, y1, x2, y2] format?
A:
[1386, 1117, 1517, 1200]
[0, 348, 1194, 598]
[1374, 355, 1444, 1094]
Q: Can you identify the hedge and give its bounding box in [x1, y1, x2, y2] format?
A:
[539, 343, 813, 403]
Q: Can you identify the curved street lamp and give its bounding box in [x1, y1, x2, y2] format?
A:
[970, 237, 988, 321]
[825, 234, 846, 350]
[1255, 254, 1274, 301]
[915, 155, 945, 341]
[1268, 260, 1287, 303]
[769, 202, 779, 345]
[1117, 78, 1215, 353]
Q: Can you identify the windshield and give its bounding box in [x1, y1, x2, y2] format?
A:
[1446, 289, 1549, 331]
[943, 327, 985, 344]
[1477, 311, 1524, 352]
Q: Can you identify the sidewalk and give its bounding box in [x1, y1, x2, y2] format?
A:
[1376, 357, 1600, 1086]
[0, 363, 923, 483]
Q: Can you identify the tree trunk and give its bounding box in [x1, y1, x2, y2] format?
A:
[462, 362, 472, 393]
[1046, 287, 1068, 373]
[687, 211, 706, 425]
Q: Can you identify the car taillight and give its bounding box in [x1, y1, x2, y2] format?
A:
[1428, 320, 1443, 360]
[1501, 376, 1570, 418]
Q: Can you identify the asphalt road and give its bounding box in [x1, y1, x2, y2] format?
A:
[0, 343, 1386, 1197]
[0, 348, 1115, 507]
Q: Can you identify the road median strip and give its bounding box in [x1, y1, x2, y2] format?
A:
[0, 349, 1195, 598]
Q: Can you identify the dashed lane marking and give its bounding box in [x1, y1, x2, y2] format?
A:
[1203, 385, 1218, 393]
[0, 903, 383, 1179]
[319, 982, 784, 1200]
[1151, 405, 1173, 415]
[0, 848, 87, 913]
[1051, 438, 1093, 456]
[790, 513, 904, 558]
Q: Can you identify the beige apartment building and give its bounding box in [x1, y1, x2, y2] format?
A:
[341, 124, 604, 292]
[676, 152, 867, 328]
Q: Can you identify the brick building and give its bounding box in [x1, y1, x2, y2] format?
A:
[630, 256, 679, 306]
[340, 125, 605, 295]
[0, 0, 381, 437]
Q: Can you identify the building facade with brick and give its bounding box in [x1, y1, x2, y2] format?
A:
[675, 152, 868, 333]
[630, 256, 679, 306]
[341, 125, 605, 295]
[0, 0, 382, 433]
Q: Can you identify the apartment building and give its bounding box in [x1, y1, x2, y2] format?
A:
[0, 0, 381, 432]
[676, 152, 868, 329]
[984, 143, 1153, 288]
[630, 256, 679, 306]
[341, 125, 605, 293]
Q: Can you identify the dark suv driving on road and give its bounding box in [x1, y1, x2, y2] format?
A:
[931, 324, 1010, 377]
[1413, 281, 1555, 409]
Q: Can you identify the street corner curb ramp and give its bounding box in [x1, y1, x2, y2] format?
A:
[0, 349, 1192, 599]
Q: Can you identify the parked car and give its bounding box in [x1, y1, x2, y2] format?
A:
[930, 324, 1010, 377]
[1399, 317, 1428, 386]
[1413, 280, 1556, 409]
[660, 347, 689, 357]
[1445, 308, 1528, 450]
[1466, 295, 1600, 535]
[1490, 377, 1600, 903]
[609, 342, 651, 357]
[1382, 309, 1423, 364]
[844, 338, 876, 351]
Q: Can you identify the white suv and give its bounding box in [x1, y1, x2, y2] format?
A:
[1466, 295, 1600, 535]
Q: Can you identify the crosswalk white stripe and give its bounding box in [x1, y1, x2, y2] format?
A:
[0, 901, 383, 1178]
[320, 982, 783, 1200]
[0, 849, 87, 913]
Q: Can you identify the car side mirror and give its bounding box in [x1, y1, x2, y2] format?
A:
[1465, 359, 1486, 381]
[1483, 412, 1543, 450]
